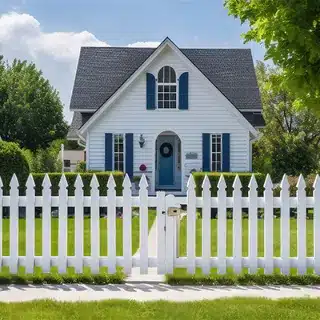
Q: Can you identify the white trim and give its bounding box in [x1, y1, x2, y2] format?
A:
[86, 131, 90, 169]
[70, 109, 95, 113]
[239, 109, 263, 112]
[79, 37, 259, 138]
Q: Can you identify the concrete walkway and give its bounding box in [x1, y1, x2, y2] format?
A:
[1, 284, 320, 302]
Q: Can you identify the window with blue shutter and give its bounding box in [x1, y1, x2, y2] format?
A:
[125, 133, 134, 178]
[179, 72, 189, 110]
[105, 133, 113, 171]
[222, 133, 230, 172]
[146, 73, 156, 110]
[202, 133, 210, 171]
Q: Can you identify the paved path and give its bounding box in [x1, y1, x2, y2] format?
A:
[1, 284, 320, 302]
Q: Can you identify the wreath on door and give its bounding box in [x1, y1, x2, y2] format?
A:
[160, 142, 173, 158]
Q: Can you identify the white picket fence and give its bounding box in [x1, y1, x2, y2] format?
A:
[0, 173, 319, 275]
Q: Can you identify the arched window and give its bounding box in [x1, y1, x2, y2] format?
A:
[158, 66, 177, 109]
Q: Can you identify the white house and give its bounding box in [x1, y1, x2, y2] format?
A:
[68, 38, 263, 193]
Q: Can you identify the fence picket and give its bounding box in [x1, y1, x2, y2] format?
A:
[0, 177, 3, 269]
[314, 175, 320, 274]
[187, 175, 196, 274]
[90, 175, 100, 274]
[58, 175, 68, 273]
[217, 175, 227, 274]
[280, 175, 290, 274]
[9, 174, 19, 274]
[248, 175, 258, 274]
[156, 191, 166, 274]
[202, 176, 211, 275]
[42, 174, 52, 273]
[25, 175, 35, 274]
[139, 175, 149, 274]
[232, 175, 242, 274]
[122, 175, 132, 274]
[264, 174, 273, 274]
[297, 175, 307, 275]
[107, 175, 117, 274]
[74, 175, 84, 273]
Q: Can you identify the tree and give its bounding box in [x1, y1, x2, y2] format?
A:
[253, 62, 320, 180]
[225, 0, 320, 111]
[0, 57, 68, 150]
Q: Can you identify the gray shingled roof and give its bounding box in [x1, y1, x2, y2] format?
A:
[70, 46, 262, 111]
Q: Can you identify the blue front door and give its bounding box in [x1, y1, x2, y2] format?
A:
[158, 137, 174, 187]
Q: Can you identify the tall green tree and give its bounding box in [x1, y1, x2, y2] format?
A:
[225, 0, 320, 111]
[0, 57, 68, 150]
[254, 62, 320, 180]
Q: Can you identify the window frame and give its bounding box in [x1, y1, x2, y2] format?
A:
[210, 134, 223, 172]
[157, 66, 178, 109]
[113, 134, 126, 172]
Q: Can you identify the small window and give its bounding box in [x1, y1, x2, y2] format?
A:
[114, 134, 125, 171]
[64, 160, 71, 168]
[158, 66, 177, 109]
[211, 134, 222, 172]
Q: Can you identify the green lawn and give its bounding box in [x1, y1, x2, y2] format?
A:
[176, 217, 314, 276]
[1, 210, 156, 276]
[1, 298, 320, 319]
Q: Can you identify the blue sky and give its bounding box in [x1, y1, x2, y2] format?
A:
[0, 0, 266, 121]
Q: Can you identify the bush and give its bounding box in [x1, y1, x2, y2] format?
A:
[76, 161, 86, 172]
[31, 172, 124, 196]
[192, 172, 266, 196]
[0, 140, 30, 191]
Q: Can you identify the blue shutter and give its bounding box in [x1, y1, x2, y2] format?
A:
[125, 133, 134, 178]
[146, 73, 156, 110]
[202, 133, 211, 171]
[222, 133, 230, 172]
[105, 133, 113, 171]
[179, 72, 189, 110]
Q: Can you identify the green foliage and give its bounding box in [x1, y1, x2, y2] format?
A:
[0, 140, 30, 189]
[31, 172, 124, 196]
[75, 161, 86, 172]
[253, 62, 320, 181]
[225, 0, 320, 111]
[192, 172, 266, 196]
[0, 57, 68, 150]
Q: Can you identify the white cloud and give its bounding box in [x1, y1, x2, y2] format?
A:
[128, 41, 160, 48]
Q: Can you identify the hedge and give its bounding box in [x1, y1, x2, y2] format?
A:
[1, 172, 124, 196]
[193, 172, 266, 197]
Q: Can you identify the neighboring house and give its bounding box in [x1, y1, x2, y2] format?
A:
[68, 37, 264, 193]
[59, 150, 85, 172]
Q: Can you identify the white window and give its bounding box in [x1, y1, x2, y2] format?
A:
[211, 134, 222, 172]
[158, 66, 177, 109]
[113, 134, 125, 171]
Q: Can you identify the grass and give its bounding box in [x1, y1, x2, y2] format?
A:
[172, 217, 315, 281]
[1, 299, 320, 319]
[0, 209, 156, 282]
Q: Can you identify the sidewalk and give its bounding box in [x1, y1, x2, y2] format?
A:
[1, 284, 320, 302]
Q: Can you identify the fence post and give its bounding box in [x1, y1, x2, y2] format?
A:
[248, 175, 258, 274]
[123, 174, 132, 275]
[9, 174, 19, 274]
[74, 175, 84, 273]
[202, 176, 211, 275]
[187, 175, 196, 274]
[42, 174, 52, 273]
[156, 191, 166, 274]
[107, 174, 117, 274]
[280, 174, 290, 275]
[58, 175, 68, 273]
[217, 175, 227, 274]
[297, 174, 307, 275]
[26, 175, 35, 274]
[0, 177, 2, 269]
[232, 175, 242, 274]
[90, 174, 100, 274]
[139, 175, 149, 274]
[314, 175, 320, 274]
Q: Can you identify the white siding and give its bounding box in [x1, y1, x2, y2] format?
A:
[87, 46, 250, 192]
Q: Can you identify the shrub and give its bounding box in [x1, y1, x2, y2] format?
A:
[76, 161, 86, 172]
[31, 172, 124, 196]
[0, 140, 30, 191]
[192, 172, 266, 196]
